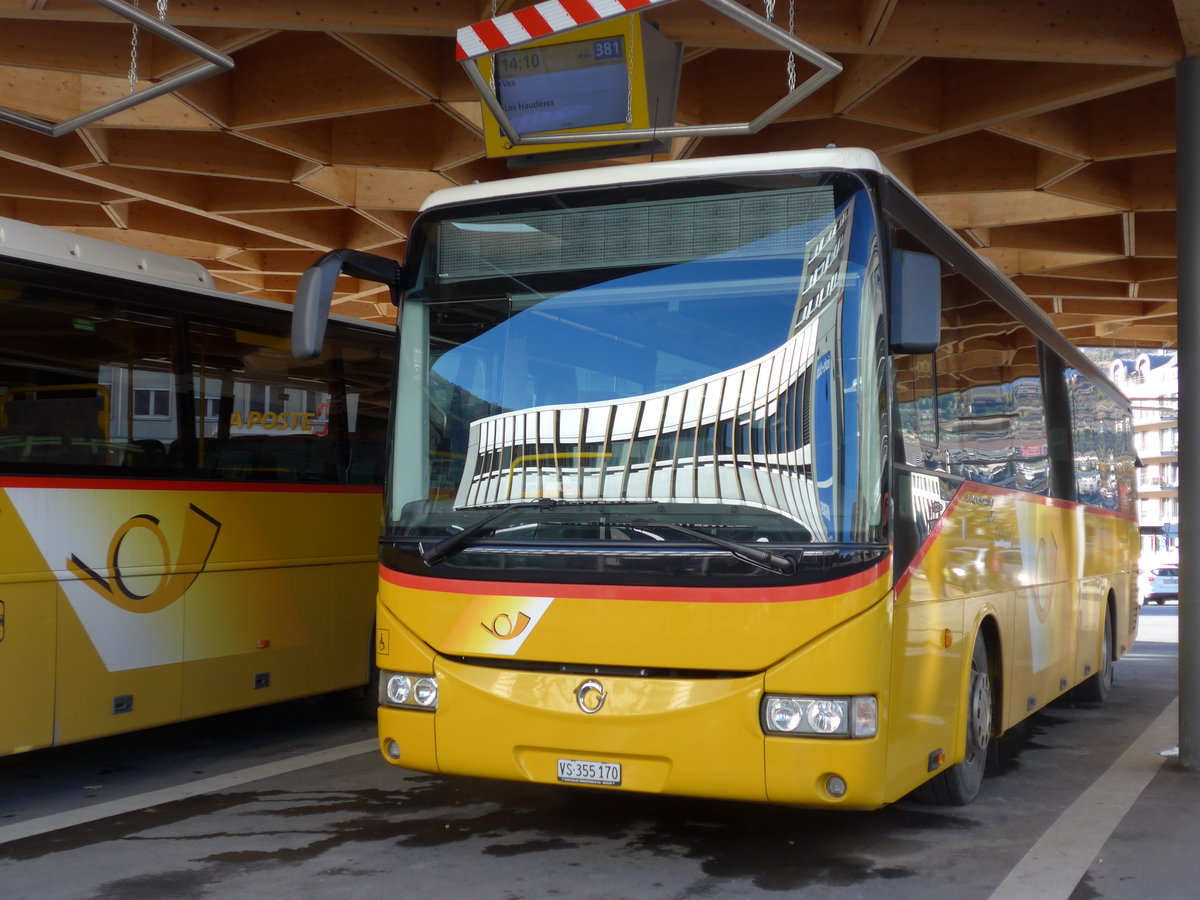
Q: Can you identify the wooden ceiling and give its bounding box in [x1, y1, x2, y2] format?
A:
[0, 0, 1192, 348]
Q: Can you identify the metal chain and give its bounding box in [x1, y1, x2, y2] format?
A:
[129, 0, 170, 93]
[128, 1, 140, 93]
[786, 0, 797, 92]
[488, 0, 498, 93]
[764, 0, 775, 22]
[626, 16, 635, 127]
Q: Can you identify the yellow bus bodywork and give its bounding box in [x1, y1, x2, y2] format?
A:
[376, 484, 1137, 808]
[0, 480, 381, 757]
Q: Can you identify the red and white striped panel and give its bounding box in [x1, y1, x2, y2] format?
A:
[455, 0, 681, 60]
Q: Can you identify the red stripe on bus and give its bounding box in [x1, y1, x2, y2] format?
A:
[0, 476, 381, 494]
[380, 555, 891, 603]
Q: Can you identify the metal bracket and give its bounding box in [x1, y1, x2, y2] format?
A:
[0, 0, 234, 138]
[456, 0, 841, 147]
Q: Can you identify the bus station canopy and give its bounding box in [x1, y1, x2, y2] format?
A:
[0, 0, 1190, 347]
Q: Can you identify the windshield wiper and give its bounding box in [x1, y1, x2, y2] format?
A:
[419, 498, 558, 566]
[632, 520, 796, 576]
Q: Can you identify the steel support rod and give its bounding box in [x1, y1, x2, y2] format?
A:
[1176, 55, 1200, 769]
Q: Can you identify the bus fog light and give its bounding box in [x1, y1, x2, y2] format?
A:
[852, 696, 878, 738]
[414, 677, 439, 708]
[825, 775, 847, 798]
[385, 674, 412, 705]
[385, 740, 401, 760]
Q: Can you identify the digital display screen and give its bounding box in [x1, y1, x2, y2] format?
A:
[495, 36, 628, 134]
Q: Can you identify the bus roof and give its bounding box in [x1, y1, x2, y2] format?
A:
[420, 148, 888, 212]
[416, 146, 1127, 410]
[0, 216, 392, 336]
[0, 215, 215, 291]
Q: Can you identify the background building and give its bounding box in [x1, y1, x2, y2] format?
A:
[1107, 353, 1179, 559]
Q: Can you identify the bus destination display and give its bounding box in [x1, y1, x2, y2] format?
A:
[496, 36, 627, 134]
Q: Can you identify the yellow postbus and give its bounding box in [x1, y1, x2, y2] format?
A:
[0, 217, 392, 757]
[295, 148, 1138, 808]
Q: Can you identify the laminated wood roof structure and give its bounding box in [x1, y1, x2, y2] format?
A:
[0, 0, 1191, 348]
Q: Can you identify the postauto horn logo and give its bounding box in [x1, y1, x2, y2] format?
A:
[66, 504, 222, 613]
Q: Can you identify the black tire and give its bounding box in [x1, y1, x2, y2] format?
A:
[914, 636, 993, 806]
[1074, 605, 1114, 703]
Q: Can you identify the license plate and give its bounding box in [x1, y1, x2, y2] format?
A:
[557, 758, 622, 786]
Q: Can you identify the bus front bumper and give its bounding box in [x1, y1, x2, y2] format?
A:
[377, 656, 889, 808]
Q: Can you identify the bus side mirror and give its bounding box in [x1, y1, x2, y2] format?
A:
[889, 249, 941, 354]
[292, 249, 404, 359]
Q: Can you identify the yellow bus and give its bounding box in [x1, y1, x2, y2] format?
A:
[295, 148, 1138, 808]
[0, 217, 392, 757]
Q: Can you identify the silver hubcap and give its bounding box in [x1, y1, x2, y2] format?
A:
[968, 665, 992, 760]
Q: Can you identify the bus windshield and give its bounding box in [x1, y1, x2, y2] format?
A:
[389, 172, 887, 550]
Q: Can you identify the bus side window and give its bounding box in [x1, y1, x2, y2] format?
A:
[894, 352, 942, 472]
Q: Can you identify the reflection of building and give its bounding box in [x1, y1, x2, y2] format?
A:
[456, 318, 830, 536]
[452, 203, 857, 541]
[1107, 353, 1178, 556]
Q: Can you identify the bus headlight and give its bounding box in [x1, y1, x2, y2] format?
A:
[761, 694, 877, 738]
[381, 671, 438, 711]
[413, 677, 439, 708]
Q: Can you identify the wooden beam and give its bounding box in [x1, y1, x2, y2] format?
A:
[0, 158, 120, 203]
[326, 108, 450, 170]
[0, 0, 484, 36]
[1013, 275, 1135, 299]
[981, 247, 1124, 275]
[1035, 258, 1178, 282]
[1134, 211, 1177, 256]
[1174, 0, 1200, 56]
[332, 33, 448, 100]
[987, 214, 1126, 254]
[921, 190, 1111, 229]
[990, 107, 1091, 159]
[863, 0, 901, 45]
[908, 132, 1041, 193]
[840, 59, 943, 133]
[1086, 81, 1176, 160]
[205, 180, 343, 215]
[104, 129, 300, 181]
[0, 63, 82, 123]
[698, 119, 925, 159]
[352, 169, 457, 211]
[870, 0, 1183, 65]
[228, 32, 427, 129]
[1045, 161, 1132, 209]
[832, 53, 916, 112]
[1032, 298, 1150, 317]
[0, 20, 132, 76]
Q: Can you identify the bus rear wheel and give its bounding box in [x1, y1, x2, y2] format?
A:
[915, 636, 993, 806]
[1073, 605, 1113, 703]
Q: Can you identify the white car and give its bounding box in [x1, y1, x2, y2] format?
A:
[1140, 565, 1179, 605]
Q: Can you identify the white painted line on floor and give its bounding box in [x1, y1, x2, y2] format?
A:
[0, 738, 378, 846]
[988, 697, 1178, 900]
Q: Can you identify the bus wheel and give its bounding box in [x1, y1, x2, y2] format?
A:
[1074, 606, 1113, 703]
[915, 636, 993, 806]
